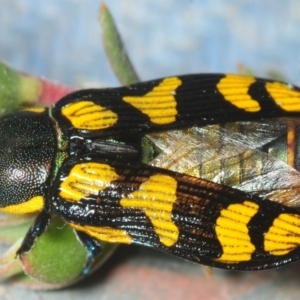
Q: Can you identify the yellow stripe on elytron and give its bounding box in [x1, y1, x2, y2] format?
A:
[264, 213, 300, 255]
[265, 81, 300, 112]
[123, 77, 181, 125]
[70, 223, 132, 244]
[59, 163, 119, 202]
[217, 75, 260, 112]
[120, 174, 179, 247]
[215, 201, 259, 262]
[23, 107, 46, 113]
[0, 196, 44, 214]
[61, 101, 118, 130]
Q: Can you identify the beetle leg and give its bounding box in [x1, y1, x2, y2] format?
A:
[16, 210, 51, 256]
[75, 230, 102, 275]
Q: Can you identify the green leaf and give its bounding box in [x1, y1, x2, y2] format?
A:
[0, 214, 35, 244]
[0, 239, 23, 279]
[0, 61, 22, 114]
[20, 217, 116, 286]
[99, 3, 140, 85]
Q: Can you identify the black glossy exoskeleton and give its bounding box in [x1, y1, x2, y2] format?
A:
[1, 74, 300, 272]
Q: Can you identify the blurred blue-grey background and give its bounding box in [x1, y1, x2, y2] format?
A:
[1, 0, 300, 88]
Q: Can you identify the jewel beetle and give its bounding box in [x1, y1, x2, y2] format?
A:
[1, 73, 300, 273]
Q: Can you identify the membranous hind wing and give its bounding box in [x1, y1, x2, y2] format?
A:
[149, 119, 300, 207]
[51, 154, 300, 270]
[51, 74, 300, 139]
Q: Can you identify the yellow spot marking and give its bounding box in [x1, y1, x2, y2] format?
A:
[266, 81, 300, 111]
[264, 213, 300, 255]
[215, 201, 259, 262]
[120, 174, 179, 247]
[0, 196, 43, 214]
[70, 223, 132, 244]
[59, 163, 119, 202]
[61, 101, 118, 130]
[123, 77, 181, 125]
[217, 75, 260, 112]
[23, 107, 46, 113]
